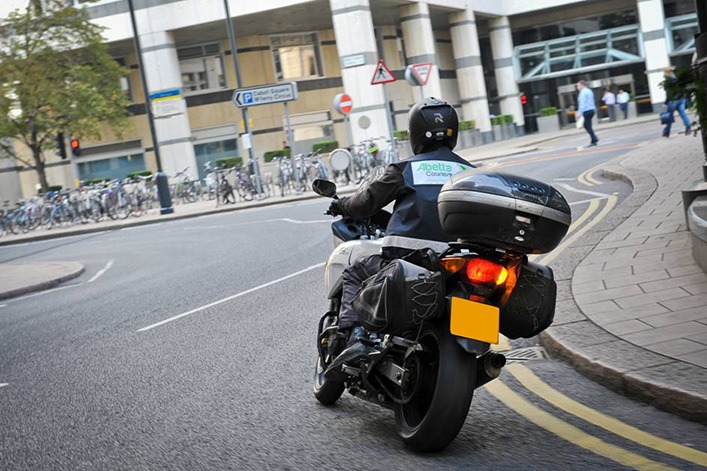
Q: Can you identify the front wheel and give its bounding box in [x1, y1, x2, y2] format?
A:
[394, 322, 476, 452]
[313, 313, 345, 405]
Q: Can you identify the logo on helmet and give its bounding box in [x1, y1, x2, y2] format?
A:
[434, 113, 444, 124]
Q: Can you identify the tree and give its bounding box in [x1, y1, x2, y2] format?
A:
[0, 0, 130, 192]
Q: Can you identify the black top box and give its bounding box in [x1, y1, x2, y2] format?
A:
[438, 169, 571, 254]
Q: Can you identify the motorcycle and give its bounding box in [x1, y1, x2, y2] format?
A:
[310, 169, 571, 452]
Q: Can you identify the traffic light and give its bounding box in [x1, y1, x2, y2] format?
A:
[70, 138, 81, 157]
[54, 133, 67, 160]
[520, 94, 528, 105]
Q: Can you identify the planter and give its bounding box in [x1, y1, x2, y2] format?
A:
[537, 115, 560, 133]
[502, 123, 515, 139]
[458, 130, 473, 149]
[399, 140, 413, 160]
[470, 129, 482, 146]
[492, 124, 503, 141]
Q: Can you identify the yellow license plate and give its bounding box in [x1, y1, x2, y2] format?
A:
[449, 297, 500, 344]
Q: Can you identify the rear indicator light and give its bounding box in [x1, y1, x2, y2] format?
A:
[440, 257, 467, 274]
[466, 258, 508, 286]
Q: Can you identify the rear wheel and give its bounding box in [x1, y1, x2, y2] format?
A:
[394, 322, 476, 452]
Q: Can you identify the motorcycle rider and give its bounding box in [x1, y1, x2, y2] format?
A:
[326, 97, 473, 376]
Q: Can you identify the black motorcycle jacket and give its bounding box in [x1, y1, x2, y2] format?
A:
[336, 146, 473, 257]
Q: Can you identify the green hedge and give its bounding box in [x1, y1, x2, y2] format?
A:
[459, 120, 477, 131]
[539, 107, 558, 117]
[501, 114, 514, 125]
[46, 185, 63, 192]
[312, 140, 339, 154]
[215, 157, 243, 168]
[84, 178, 110, 186]
[264, 149, 291, 162]
[127, 170, 152, 179]
[491, 116, 501, 126]
[394, 129, 409, 141]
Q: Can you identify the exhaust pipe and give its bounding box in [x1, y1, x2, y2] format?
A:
[475, 352, 506, 389]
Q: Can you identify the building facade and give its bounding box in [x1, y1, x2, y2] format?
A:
[0, 0, 698, 200]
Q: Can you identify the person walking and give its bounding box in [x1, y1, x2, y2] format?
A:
[602, 88, 616, 122]
[661, 66, 692, 138]
[576, 80, 598, 147]
[617, 89, 630, 120]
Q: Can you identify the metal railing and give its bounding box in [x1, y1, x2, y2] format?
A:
[666, 13, 698, 55]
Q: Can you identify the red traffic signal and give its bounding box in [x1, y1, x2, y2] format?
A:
[520, 94, 528, 105]
[70, 138, 80, 157]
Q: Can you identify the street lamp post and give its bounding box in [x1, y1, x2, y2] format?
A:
[126, 0, 173, 214]
[223, 0, 264, 198]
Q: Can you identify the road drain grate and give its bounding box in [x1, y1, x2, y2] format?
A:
[504, 346, 547, 363]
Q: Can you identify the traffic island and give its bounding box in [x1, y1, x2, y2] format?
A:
[0, 261, 84, 300]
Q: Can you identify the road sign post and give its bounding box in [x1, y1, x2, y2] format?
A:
[334, 93, 354, 147]
[232, 82, 298, 189]
[405, 63, 433, 99]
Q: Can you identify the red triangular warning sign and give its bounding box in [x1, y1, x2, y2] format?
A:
[371, 60, 396, 85]
[412, 62, 433, 85]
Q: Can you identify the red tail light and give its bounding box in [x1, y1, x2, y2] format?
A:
[465, 258, 508, 286]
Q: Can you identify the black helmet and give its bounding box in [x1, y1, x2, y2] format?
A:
[408, 98, 459, 155]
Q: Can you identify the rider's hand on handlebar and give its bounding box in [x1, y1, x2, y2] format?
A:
[326, 200, 343, 217]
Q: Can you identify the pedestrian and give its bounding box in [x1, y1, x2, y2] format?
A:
[576, 80, 598, 147]
[661, 66, 692, 138]
[602, 88, 616, 122]
[617, 89, 630, 120]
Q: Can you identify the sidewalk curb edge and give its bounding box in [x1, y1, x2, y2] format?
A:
[0, 263, 85, 301]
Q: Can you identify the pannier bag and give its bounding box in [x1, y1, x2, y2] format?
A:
[353, 259, 445, 335]
[500, 261, 556, 339]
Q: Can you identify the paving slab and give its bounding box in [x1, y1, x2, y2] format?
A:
[0, 261, 84, 300]
[543, 134, 707, 424]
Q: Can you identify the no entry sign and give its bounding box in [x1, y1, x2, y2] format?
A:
[334, 93, 353, 115]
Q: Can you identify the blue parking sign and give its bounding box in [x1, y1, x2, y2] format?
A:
[243, 92, 253, 104]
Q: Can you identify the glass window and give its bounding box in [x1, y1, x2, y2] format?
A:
[193, 138, 239, 179]
[77, 153, 145, 182]
[270, 33, 323, 81]
[178, 44, 227, 94]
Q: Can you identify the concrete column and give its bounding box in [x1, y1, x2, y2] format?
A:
[489, 16, 525, 131]
[330, 0, 389, 144]
[638, 0, 671, 112]
[140, 30, 197, 179]
[450, 8, 492, 143]
[400, 2, 443, 101]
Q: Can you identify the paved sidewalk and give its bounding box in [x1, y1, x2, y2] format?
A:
[542, 133, 707, 423]
[0, 261, 84, 300]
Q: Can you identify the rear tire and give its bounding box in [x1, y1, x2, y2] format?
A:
[394, 322, 476, 452]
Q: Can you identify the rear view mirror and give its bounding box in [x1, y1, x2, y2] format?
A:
[312, 179, 337, 198]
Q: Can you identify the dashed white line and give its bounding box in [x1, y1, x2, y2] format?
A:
[88, 259, 115, 283]
[137, 262, 325, 332]
[0, 383, 7, 388]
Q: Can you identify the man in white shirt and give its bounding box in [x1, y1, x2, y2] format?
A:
[603, 88, 617, 122]
[617, 89, 630, 120]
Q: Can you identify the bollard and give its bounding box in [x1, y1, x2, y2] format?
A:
[155, 171, 174, 215]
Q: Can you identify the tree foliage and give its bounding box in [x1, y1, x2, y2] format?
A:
[0, 0, 130, 192]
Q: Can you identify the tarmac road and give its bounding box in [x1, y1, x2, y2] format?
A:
[1, 121, 706, 469]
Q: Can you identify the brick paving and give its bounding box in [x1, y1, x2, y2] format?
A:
[572, 136, 707, 369]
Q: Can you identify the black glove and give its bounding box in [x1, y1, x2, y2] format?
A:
[327, 199, 344, 217]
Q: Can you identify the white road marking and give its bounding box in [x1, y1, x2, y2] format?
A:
[280, 218, 331, 224]
[0, 383, 7, 388]
[137, 262, 326, 332]
[0, 304, 6, 308]
[558, 183, 612, 198]
[553, 178, 577, 182]
[88, 259, 115, 283]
